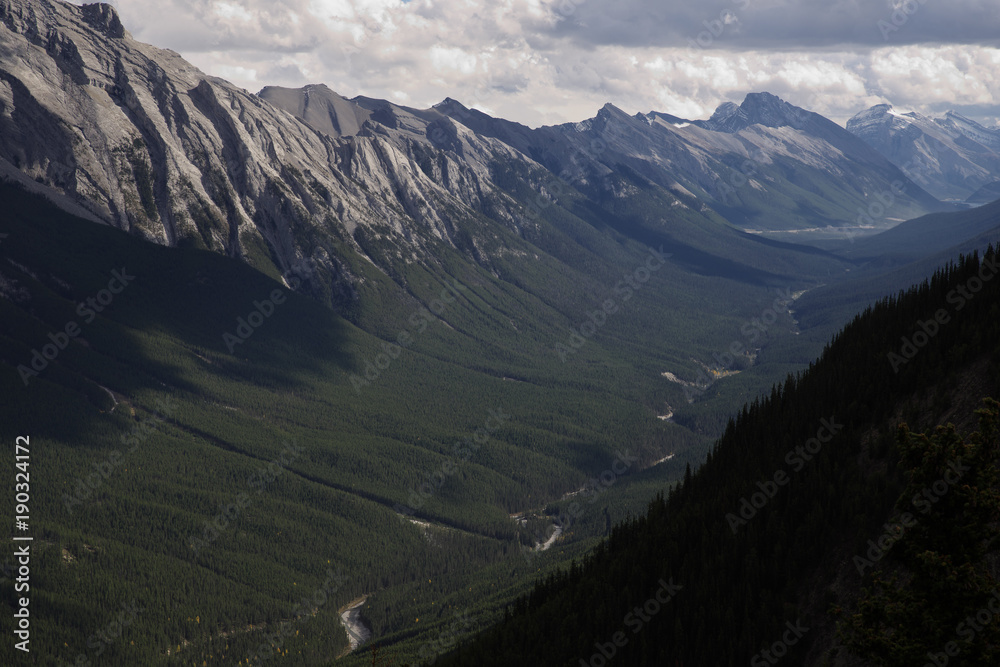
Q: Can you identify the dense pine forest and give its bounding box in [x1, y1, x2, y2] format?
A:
[0, 170, 830, 665]
[434, 245, 1000, 666]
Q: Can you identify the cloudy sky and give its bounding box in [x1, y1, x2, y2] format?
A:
[82, 0, 1000, 128]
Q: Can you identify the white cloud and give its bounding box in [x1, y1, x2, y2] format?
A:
[429, 46, 479, 74]
[77, 0, 999, 128]
[214, 2, 253, 22]
[212, 64, 259, 84]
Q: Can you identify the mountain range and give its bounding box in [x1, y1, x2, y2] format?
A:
[2, 1, 1000, 666]
[0, 0, 960, 307]
[847, 103, 1000, 202]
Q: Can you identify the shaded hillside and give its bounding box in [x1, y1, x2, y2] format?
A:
[0, 163, 856, 665]
[794, 201, 1000, 332]
[434, 245, 1000, 666]
[0, 181, 703, 665]
[827, 197, 1000, 265]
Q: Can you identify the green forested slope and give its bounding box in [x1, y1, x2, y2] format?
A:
[434, 245, 1000, 666]
[0, 175, 848, 666]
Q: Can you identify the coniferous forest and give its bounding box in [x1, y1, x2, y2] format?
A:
[434, 246, 1000, 666]
[2, 4, 1000, 662]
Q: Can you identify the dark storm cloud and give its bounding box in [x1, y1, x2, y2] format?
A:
[546, 0, 1000, 50]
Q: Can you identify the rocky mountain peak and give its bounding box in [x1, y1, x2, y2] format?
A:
[697, 101, 749, 133]
[79, 2, 126, 39]
[594, 102, 631, 122]
[699, 93, 812, 133]
[1, 0, 128, 42]
[589, 102, 635, 134]
[845, 104, 894, 134]
[847, 102, 1000, 200]
[434, 97, 468, 112]
[711, 101, 740, 117]
[739, 92, 810, 129]
[741, 91, 783, 109]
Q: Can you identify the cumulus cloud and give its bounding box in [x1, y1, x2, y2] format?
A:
[82, 0, 999, 128]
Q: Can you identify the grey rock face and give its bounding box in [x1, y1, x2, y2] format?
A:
[0, 0, 538, 307]
[257, 84, 371, 139]
[1, 0, 947, 301]
[847, 104, 1000, 201]
[432, 92, 940, 230]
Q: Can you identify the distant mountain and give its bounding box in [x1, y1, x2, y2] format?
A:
[968, 180, 1000, 204]
[0, 0, 949, 316]
[847, 104, 1000, 201]
[692, 91, 813, 132]
[429, 92, 944, 235]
